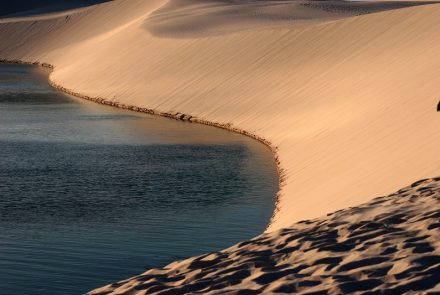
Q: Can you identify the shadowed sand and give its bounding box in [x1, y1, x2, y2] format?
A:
[0, 0, 109, 19]
[0, 0, 440, 293]
[88, 178, 440, 294]
[144, 0, 437, 37]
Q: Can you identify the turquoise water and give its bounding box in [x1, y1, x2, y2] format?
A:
[0, 64, 278, 294]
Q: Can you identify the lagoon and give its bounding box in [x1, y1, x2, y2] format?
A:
[0, 64, 278, 294]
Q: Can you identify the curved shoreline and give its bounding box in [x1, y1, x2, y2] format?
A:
[0, 59, 285, 231]
[1, 1, 439, 231]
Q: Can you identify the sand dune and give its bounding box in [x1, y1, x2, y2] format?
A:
[88, 178, 440, 294]
[0, 0, 439, 293]
[1, 0, 438, 231]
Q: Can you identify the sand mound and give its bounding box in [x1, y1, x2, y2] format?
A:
[88, 178, 440, 294]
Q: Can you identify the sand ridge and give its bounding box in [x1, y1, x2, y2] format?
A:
[144, 0, 438, 37]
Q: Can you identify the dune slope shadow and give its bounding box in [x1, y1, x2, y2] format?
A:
[89, 177, 440, 294]
[0, 0, 111, 18]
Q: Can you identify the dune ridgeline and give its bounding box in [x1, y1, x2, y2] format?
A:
[0, 0, 439, 293]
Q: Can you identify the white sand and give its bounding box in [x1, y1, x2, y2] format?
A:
[1, 0, 439, 293]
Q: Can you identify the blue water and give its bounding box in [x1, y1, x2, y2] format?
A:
[0, 64, 278, 294]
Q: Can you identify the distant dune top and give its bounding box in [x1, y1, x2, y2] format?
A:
[143, 0, 437, 37]
[0, 0, 110, 18]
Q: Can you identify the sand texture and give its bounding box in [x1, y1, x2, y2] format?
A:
[87, 178, 440, 294]
[0, 0, 439, 293]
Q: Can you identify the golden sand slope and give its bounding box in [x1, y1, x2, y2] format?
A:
[0, 0, 439, 293]
[0, 0, 438, 232]
[88, 178, 440, 294]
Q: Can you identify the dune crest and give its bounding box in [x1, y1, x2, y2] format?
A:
[144, 0, 437, 37]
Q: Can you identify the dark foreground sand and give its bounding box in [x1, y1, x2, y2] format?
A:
[90, 178, 440, 294]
